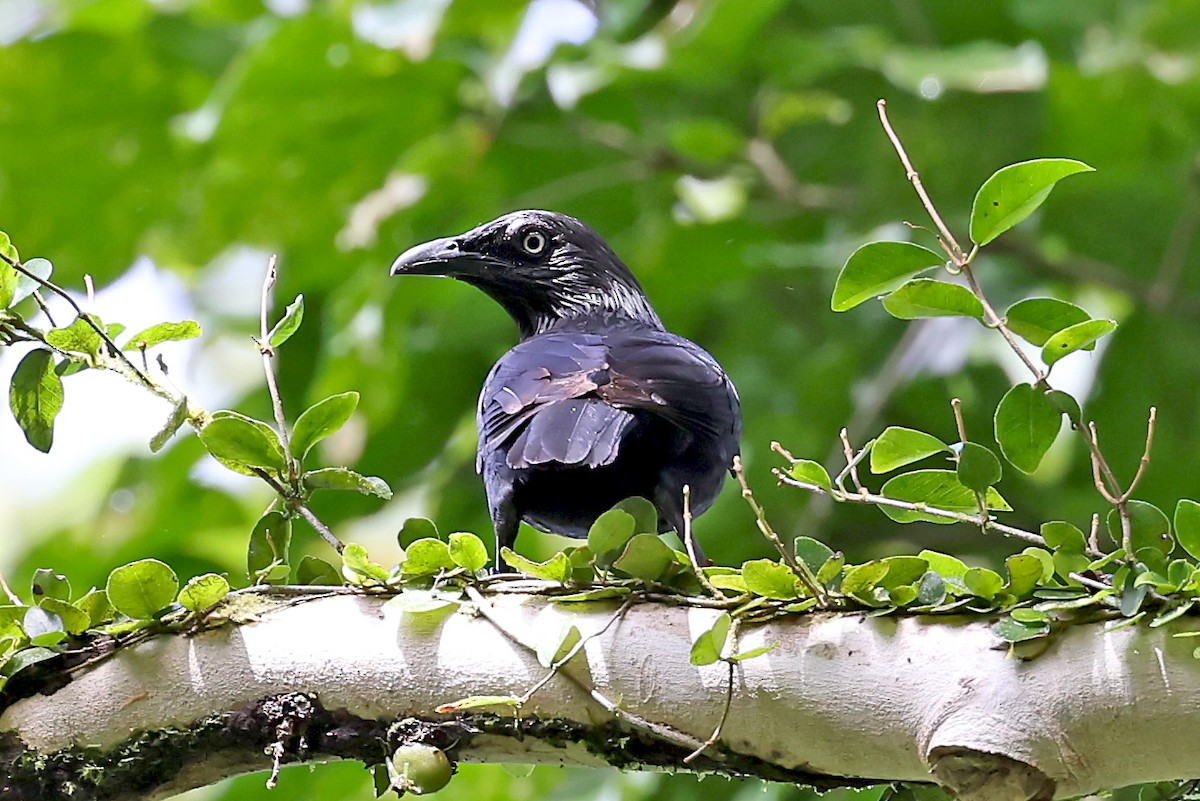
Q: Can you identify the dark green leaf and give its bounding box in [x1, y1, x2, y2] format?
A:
[970, 158, 1095, 246]
[296, 556, 343, 586]
[1041, 319, 1117, 366]
[880, 470, 1010, 523]
[248, 511, 292, 580]
[1107, 501, 1173, 555]
[399, 518, 439, 547]
[290, 391, 359, 462]
[268, 294, 305, 348]
[1041, 521, 1086, 553]
[2, 647, 57, 679]
[785, 460, 831, 491]
[956, 442, 1002, 491]
[9, 349, 64, 452]
[793, 537, 834, 573]
[916, 572, 946, 605]
[831, 241, 944, 312]
[200, 412, 287, 473]
[870, 426, 949, 474]
[1003, 298, 1091, 347]
[880, 279, 983, 320]
[992, 616, 1050, 643]
[177, 574, 231, 611]
[994, 383, 1062, 474]
[613, 496, 659, 535]
[613, 534, 675, 581]
[1175, 500, 1200, 561]
[448, 532, 489, 572]
[106, 559, 179, 620]
[1043, 390, 1082, 426]
[122, 320, 202, 350]
[741, 559, 802, 599]
[303, 467, 393, 499]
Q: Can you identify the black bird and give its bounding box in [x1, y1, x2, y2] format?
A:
[390, 210, 741, 568]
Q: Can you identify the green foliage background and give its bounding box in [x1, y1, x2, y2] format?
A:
[2, 0, 1199, 798]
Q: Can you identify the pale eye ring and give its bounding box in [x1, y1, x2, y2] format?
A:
[521, 229, 547, 255]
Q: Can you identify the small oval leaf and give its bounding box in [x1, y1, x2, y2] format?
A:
[9, 350, 65, 453]
[880, 279, 983, 320]
[1041, 319, 1117, 366]
[970, 158, 1095, 246]
[831, 242, 944, 312]
[994, 384, 1062, 474]
[290, 391, 359, 462]
[106, 559, 179, 620]
[870, 426, 949, 474]
[199, 412, 287, 473]
[956, 442, 1002, 492]
[1004, 298, 1091, 347]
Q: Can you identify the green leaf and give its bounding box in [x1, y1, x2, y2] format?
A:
[970, 158, 1095, 246]
[730, 641, 780, 662]
[815, 553, 845, 585]
[793, 537, 834, 573]
[448, 533, 489, 572]
[296, 556, 343, 586]
[880, 279, 984, 320]
[879, 556, 929, 590]
[1041, 319, 1118, 367]
[785, 460, 831, 491]
[879, 470, 1011, 523]
[177, 574, 231, 611]
[916, 572, 947, 605]
[690, 613, 732, 666]
[268, 294, 305, 348]
[994, 383, 1062, 474]
[290, 391, 359, 461]
[399, 518, 439, 547]
[1041, 521, 1086, 553]
[9, 349, 65, 453]
[500, 548, 572, 583]
[587, 508, 638, 557]
[1043, 390, 1082, 426]
[613, 496, 659, 535]
[200, 412, 288, 473]
[741, 559, 802, 600]
[1004, 298, 1091, 347]
[37, 598, 89, 636]
[1175, 500, 1200, 561]
[992, 616, 1050, 643]
[1004, 554, 1044, 597]
[106, 559, 179, 620]
[0, 231, 19, 308]
[842, 560, 889, 596]
[956, 442, 1002, 491]
[1108, 501, 1173, 555]
[31, 568, 71, 602]
[77, 589, 112, 628]
[963, 567, 1004, 600]
[2, 647, 58, 680]
[870, 426, 949, 474]
[122, 320, 202, 350]
[150, 398, 191, 453]
[613, 534, 675, 581]
[536, 622, 582, 668]
[918, 550, 969, 578]
[434, 695, 521, 713]
[383, 588, 462, 615]
[12, 257, 52, 306]
[248, 511, 292, 580]
[402, 538, 456, 576]
[831, 241, 944, 312]
[342, 543, 391, 583]
[45, 314, 105, 361]
[303, 467, 393, 499]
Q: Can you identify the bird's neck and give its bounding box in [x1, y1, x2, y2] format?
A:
[506, 284, 663, 339]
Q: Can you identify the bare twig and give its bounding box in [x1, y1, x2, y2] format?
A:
[295, 504, 346, 555]
[950, 398, 968, 443]
[684, 658, 735, 764]
[258, 256, 296, 482]
[517, 598, 635, 706]
[683, 485, 726, 600]
[0, 572, 22, 605]
[732, 456, 826, 603]
[836, 428, 866, 493]
[1118, 407, 1158, 504]
[1088, 514, 1101, 553]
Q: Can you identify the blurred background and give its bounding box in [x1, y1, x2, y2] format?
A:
[2, 0, 1199, 798]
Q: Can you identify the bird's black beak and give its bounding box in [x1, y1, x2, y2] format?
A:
[389, 236, 468, 277]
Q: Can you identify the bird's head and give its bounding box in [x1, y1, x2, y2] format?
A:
[390, 210, 661, 338]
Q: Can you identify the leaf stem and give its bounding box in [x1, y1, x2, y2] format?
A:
[258, 256, 297, 483]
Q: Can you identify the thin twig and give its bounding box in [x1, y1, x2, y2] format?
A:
[258, 255, 296, 482]
[1085, 423, 1122, 504]
[1118, 407, 1157, 503]
[463, 584, 712, 757]
[950, 398, 968, 443]
[836, 428, 866, 493]
[295, 504, 346, 554]
[684, 659, 735, 764]
[0, 572, 22, 605]
[1088, 513, 1101, 554]
[517, 597, 635, 705]
[732, 456, 826, 603]
[683, 485, 725, 600]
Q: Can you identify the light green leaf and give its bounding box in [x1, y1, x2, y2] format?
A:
[290, 391, 358, 462]
[1004, 554, 1044, 597]
[9, 349, 65, 453]
[842, 560, 889, 596]
[994, 383, 1062, 474]
[150, 398, 190, 453]
[970, 158, 1095, 246]
[613, 534, 675, 581]
[956, 442, 1002, 491]
[384, 588, 462, 615]
[741, 559, 802, 600]
[1041, 521, 1086, 554]
[106, 559, 179, 620]
[587, 508, 638, 557]
[880, 279, 983, 320]
[918, 550, 969, 578]
[501, 549, 572, 583]
[786, 460, 832, 491]
[0, 231, 18, 308]
[342, 543, 391, 583]
[1175, 500, 1200, 561]
[31, 568, 71, 602]
[964, 567, 1004, 600]
[304, 467, 392, 499]
[177, 574, 231, 611]
[1004, 298, 1091, 347]
[37, 598, 89, 636]
[449, 532, 489, 572]
[1041, 319, 1117, 366]
[879, 556, 929, 590]
[200, 412, 288, 473]
[831, 241, 944, 312]
[402, 538, 456, 576]
[268, 294, 305, 348]
[880, 470, 1011, 523]
[690, 612, 732, 666]
[536, 622, 581, 668]
[122, 320, 202, 350]
[45, 314, 104, 361]
[12, 257, 52, 306]
[870, 426, 949, 474]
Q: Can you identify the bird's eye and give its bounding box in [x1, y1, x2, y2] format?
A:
[520, 229, 547, 255]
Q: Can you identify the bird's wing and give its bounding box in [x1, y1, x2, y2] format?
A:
[478, 332, 637, 470]
[599, 327, 741, 446]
